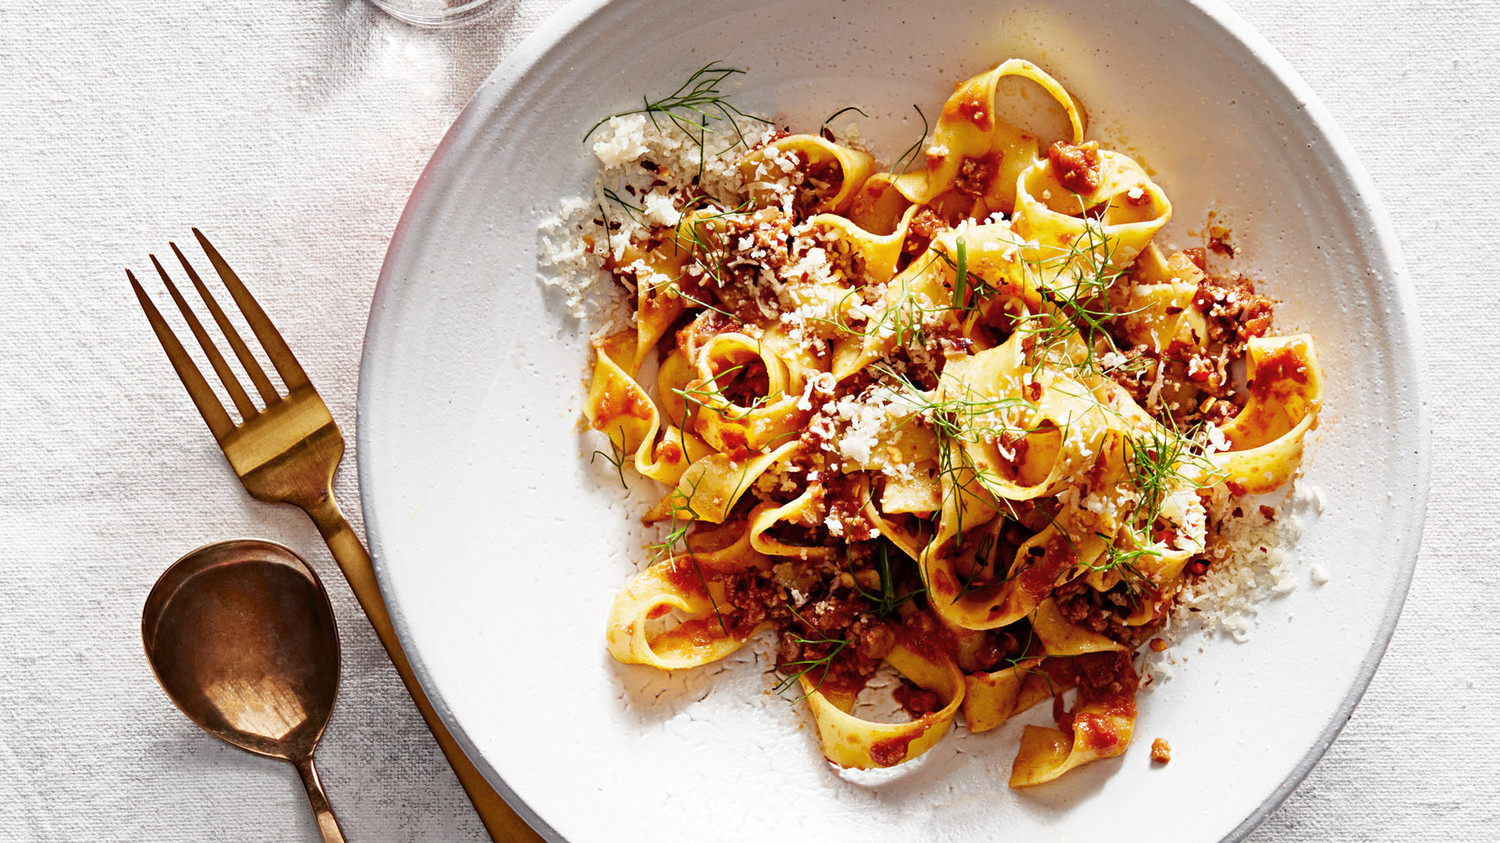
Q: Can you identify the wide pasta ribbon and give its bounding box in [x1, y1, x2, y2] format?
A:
[1117, 281, 1211, 352]
[962, 657, 1063, 733]
[585, 331, 710, 487]
[961, 601, 1122, 734]
[687, 332, 810, 454]
[1009, 652, 1139, 787]
[832, 223, 1034, 380]
[747, 487, 833, 562]
[1031, 598, 1128, 657]
[603, 240, 690, 372]
[1013, 149, 1172, 297]
[892, 59, 1085, 212]
[1211, 335, 1321, 493]
[808, 206, 918, 287]
[742, 134, 876, 215]
[801, 637, 966, 769]
[861, 481, 935, 563]
[605, 523, 772, 670]
[915, 333, 1130, 630]
[644, 440, 800, 524]
[585, 330, 657, 457]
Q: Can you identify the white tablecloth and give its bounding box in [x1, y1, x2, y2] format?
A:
[1, 0, 1492, 839]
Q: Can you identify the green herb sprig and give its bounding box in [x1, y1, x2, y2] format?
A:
[672, 362, 777, 420]
[849, 541, 925, 618]
[583, 61, 772, 152]
[891, 105, 930, 174]
[590, 426, 629, 489]
[772, 605, 851, 700]
[820, 105, 869, 137]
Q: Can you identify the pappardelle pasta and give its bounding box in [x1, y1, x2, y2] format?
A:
[565, 59, 1320, 784]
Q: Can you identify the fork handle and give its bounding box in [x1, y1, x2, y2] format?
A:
[307, 493, 544, 843]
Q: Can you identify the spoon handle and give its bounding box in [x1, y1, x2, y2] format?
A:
[294, 755, 347, 843]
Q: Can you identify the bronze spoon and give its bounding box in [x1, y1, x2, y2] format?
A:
[143, 539, 347, 842]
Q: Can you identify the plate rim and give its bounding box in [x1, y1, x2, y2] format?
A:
[355, 1, 1432, 839]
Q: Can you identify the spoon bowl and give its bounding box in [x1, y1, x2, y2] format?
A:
[143, 539, 347, 842]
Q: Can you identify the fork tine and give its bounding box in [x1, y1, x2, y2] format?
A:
[170, 241, 280, 404]
[129, 269, 236, 441]
[191, 228, 310, 391]
[151, 254, 259, 422]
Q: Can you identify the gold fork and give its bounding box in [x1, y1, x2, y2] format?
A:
[130, 229, 542, 843]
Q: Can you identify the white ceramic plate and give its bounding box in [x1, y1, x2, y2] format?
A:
[357, 1, 1429, 840]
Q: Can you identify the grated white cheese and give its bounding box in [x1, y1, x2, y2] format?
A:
[829, 388, 900, 467]
[1172, 480, 1326, 643]
[536, 111, 775, 334]
[641, 190, 682, 226]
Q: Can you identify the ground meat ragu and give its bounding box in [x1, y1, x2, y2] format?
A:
[902, 207, 948, 258]
[1052, 578, 1161, 648]
[775, 588, 899, 696]
[1103, 256, 1278, 427]
[789, 153, 843, 220]
[1193, 274, 1274, 353]
[1047, 140, 1103, 195]
[955, 154, 1000, 197]
[1151, 738, 1172, 764]
[894, 682, 941, 716]
[720, 568, 791, 638]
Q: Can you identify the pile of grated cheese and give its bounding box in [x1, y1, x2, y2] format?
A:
[1167, 479, 1326, 650]
[538, 113, 778, 336]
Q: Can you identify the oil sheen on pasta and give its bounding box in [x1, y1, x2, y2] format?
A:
[574, 59, 1321, 785]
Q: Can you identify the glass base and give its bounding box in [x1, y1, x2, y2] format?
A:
[368, 0, 506, 28]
